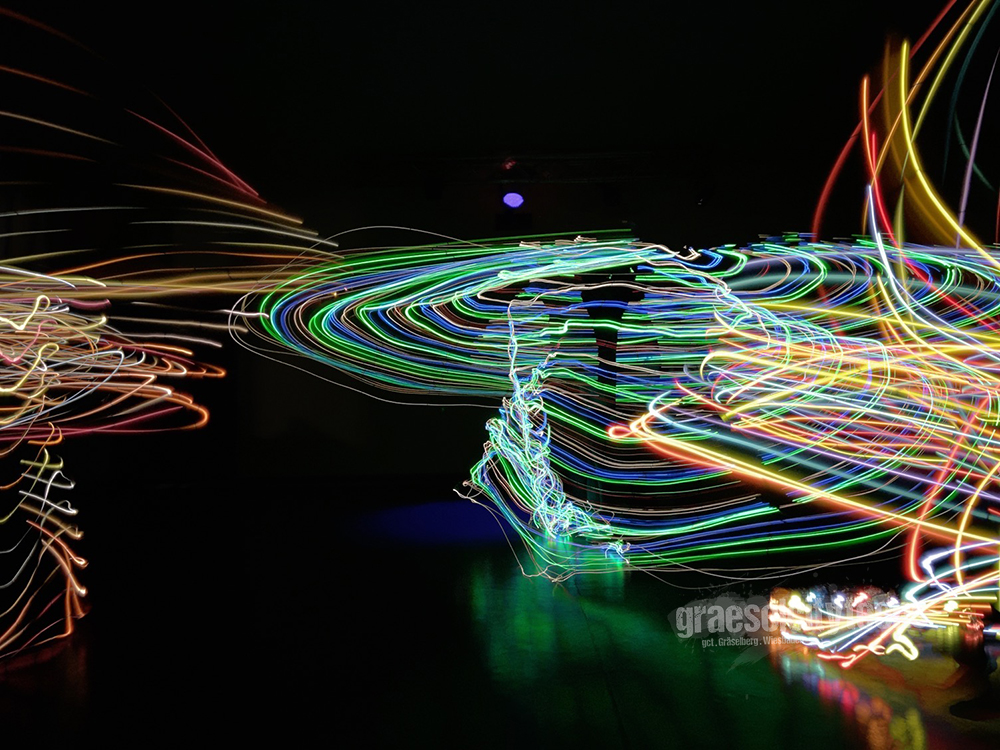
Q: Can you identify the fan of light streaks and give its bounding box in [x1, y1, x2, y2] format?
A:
[760, 0, 1000, 666]
[0, 8, 338, 656]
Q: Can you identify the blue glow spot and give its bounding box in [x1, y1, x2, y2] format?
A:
[503, 192, 524, 208]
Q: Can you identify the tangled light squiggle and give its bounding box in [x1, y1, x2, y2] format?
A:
[0, 8, 340, 656]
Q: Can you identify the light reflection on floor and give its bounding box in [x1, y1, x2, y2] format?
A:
[0, 498, 995, 745]
[454, 505, 1000, 748]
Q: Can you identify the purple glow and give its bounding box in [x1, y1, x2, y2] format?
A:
[503, 192, 524, 209]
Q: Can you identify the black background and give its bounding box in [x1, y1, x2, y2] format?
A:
[0, 0, 961, 742]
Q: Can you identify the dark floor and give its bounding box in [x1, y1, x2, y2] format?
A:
[0, 478, 997, 747]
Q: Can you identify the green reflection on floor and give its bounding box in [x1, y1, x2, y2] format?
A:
[467, 552, 1000, 749]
